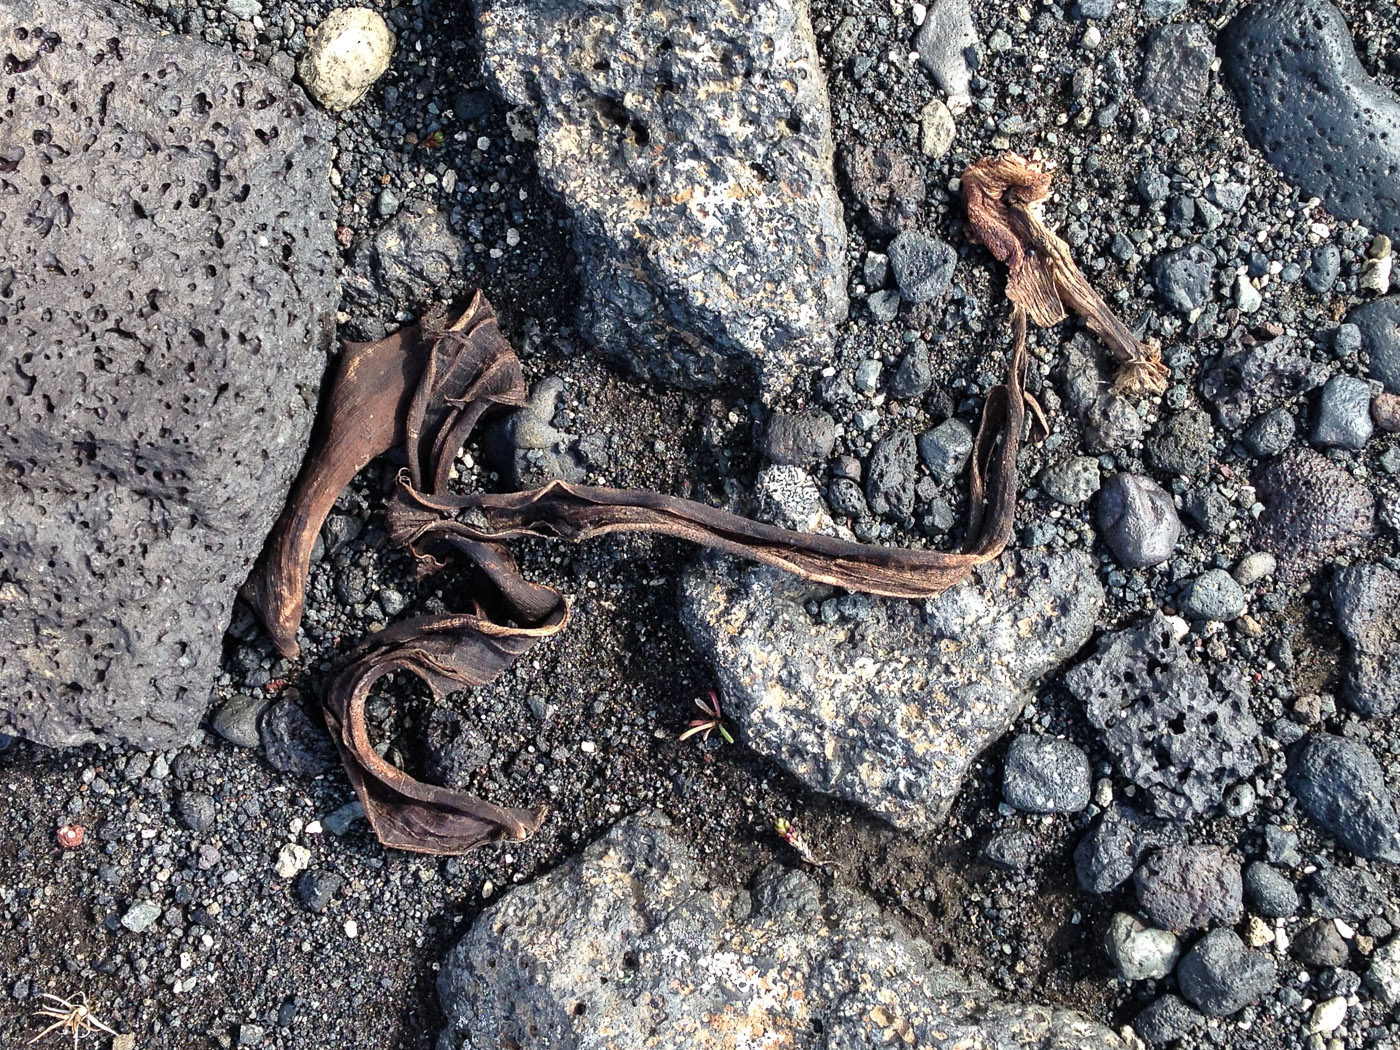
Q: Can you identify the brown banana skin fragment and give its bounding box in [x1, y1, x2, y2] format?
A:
[242, 154, 1136, 855]
[241, 293, 525, 659]
[962, 152, 1169, 398]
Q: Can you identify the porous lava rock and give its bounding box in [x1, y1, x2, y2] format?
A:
[1223, 0, 1400, 238]
[0, 0, 337, 747]
[437, 815, 1127, 1050]
[680, 551, 1102, 831]
[1064, 614, 1262, 820]
[1253, 449, 1375, 580]
[473, 0, 848, 396]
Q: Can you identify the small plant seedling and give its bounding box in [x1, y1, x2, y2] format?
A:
[677, 690, 734, 745]
[773, 817, 831, 868]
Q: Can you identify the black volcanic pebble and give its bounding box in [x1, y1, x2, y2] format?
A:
[1223, 0, 1400, 238]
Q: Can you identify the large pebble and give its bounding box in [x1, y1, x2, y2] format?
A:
[887, 231, 957, 303]
[1179, 569, 1247, 622]
[1002, 734, 1091, 814]
[1253, 449, 1375, 579]
[1348, 297, 1400, 394]
[1096, 474, 1181, 569]
[865, 430, 918, 519]
[1366, 936, 1400, 1008]
[1243, 862, 1299, 918]
[1105, 912, 1181, 981]
[1134, 845, 1243, 932]
[918, 419, 974, 481]
[915, 0, 978, 104]
[1153, 244, 1214, 314]
[1313, 375, 1375, 449]
[1288, 732, 1400, 862]
[1176, 929, 1277, 1017]
[1332, 563, 1400, 717]
[764, 411, 837, 468]
[1138, 23, 1214, 118]
[298, 8, 395, 111]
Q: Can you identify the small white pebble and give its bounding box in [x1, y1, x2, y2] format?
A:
[274, 842, 311, 880]
[344, 919, 359, 939]
[1082, 25, 1102, 49]
[580, 740, 597, 754]
[1310, 996, 1347, 1035]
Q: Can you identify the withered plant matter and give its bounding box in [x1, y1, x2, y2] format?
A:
[243, 155, 1139, 855]
[962, 152, 1168, 397]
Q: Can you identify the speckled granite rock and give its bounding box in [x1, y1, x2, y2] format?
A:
[0, 0, 336, 748]
[474, 0, 848, 396]
[680, 551, 1102, 831]
[437, 815, 1127, 1050]
[1223, 0, 1400, 237]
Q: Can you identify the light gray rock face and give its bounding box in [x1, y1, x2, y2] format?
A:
[0, 0, 337, 748]
[475, 0, 848, 395]
[680, 551, 1103, 830]
[437, 816, 1126, 1050]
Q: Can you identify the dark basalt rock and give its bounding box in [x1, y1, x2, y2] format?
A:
[1288, 733, 1400, 863]
[1348, 296, 1400, 394]
[1063, 614, 1262, 820]
[1332, 563, 1400, 717]
[1139, 23, 1215, 120]
[0, 0, 337, 748]
[1222, 0, 1400, 238]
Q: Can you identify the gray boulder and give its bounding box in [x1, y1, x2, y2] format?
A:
[437, 815, 1126, 1050]
[1223, 0, 1400, 240]
[681, 551, 1102, 831]
[0, 0, 337, 748]
[474, 0, 848, 395]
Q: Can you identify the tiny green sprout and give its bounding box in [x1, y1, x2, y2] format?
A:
[677, 690, 734, 745]
[422, 130, 444, 149]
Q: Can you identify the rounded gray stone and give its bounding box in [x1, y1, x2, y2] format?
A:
[1097, 474, 1181, 569]
[1002, 734, 1091, 814]
[1312, 375, 1375, 449]
[1179, 569, 1247, 622]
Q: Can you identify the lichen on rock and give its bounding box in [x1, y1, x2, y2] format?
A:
[680, 550, 1102, 831]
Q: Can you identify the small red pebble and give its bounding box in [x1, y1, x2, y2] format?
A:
[56, 824, 84, 849]
[1372, 392, 1400, 434]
